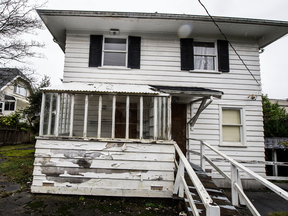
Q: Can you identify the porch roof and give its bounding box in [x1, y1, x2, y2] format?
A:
[42, 82, 223, 98]
[41, 82, 169, 96]
[150, 85, 224, 98]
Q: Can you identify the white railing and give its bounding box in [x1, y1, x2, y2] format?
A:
[188, 139, 288, 216]
[174, 143, 220, 216]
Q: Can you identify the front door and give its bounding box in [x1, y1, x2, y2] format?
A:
[172, 103, 187, 156]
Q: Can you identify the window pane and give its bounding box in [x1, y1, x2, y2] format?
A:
[73, 94, 85, 137]
[87, 95, 99, 137]
[101, 95, 113, 138]
[223, 109, 241, 124]
[104, 38, 126, 51]
[4, 95, 15, 100]
[194, 56, 215, 70]
[223, 126, 241, 142]
[115, 96, 127, 139]
[143, 97, 154, 139]
[194, 42, 215, 55]
[103, 52, 126, 66]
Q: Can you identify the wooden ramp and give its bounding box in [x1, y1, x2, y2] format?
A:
[182, 163, 241, 216]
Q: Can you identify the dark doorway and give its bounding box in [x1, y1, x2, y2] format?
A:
[172, 103, 187, 156]
[115, 102, 137, 138]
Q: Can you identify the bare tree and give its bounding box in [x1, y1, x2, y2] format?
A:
[0, 0, 45, 67]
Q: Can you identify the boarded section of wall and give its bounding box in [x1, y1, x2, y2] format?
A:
[31, 139, 175, 198]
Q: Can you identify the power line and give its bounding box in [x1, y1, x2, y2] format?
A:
[198, 0, 260, 86]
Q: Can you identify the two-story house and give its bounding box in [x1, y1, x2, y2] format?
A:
[0, 68, 31, 116]
[31, 10, 288, 197]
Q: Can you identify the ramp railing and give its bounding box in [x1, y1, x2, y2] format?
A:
[174, 143, 220, 216]
[188, 138, 288, 216]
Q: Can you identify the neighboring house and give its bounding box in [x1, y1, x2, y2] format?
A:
[270, 98, 288, 113]
[32, 10, 288, 197]
[0, 68, 31, 116]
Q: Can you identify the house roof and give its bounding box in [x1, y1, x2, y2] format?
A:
[0, 68, 29, 91]
[37, 9, 288, 52]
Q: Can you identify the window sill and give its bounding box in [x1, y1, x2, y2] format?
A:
[219, 143, 247, 148]
[189, 70, 221, 74]
[98, 66, 131, 70]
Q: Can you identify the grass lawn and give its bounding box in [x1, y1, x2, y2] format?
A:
[0, 143, 35, 187]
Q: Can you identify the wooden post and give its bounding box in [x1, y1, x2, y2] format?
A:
[125, 96, 130, 139]
[69, 94, 75, 137]
[47, 93, 53, 135]
[167, 96, 172, 140]
[162, 97, 167, 139]
[39, 92, 46, 136]
[154, 97, 158, 140]
[54, 93, 61, 136]
[200, 141, 205, 171]
[112, 95, 116, 139]
[83, 94, 89, 138]
[231, 164, 239, 206]
[139, 96, 143, 139]
[98, 95, 102, 138]
[158, 97, 162, 139]
[272, 149, 278, 176]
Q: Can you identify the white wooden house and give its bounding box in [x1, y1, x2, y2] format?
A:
[0, 68, 31, 116]
[31, 10, 288, 197]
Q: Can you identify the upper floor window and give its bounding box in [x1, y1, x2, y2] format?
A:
[180, 38, 229, 72]
[194, 42, 216, 70]
[14, 84, 27, 96]
[103, 38, 127, 67]
[89, 35, 141, 69]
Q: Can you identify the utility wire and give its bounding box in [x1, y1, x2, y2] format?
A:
[198, 0, 260, 86]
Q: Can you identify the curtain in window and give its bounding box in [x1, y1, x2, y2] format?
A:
[194, 43, 215, 70]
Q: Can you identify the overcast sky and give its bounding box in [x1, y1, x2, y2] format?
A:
[32, 0, 288, 99]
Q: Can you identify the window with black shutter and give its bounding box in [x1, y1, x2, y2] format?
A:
[89, 35, 141, 69]
[180, 38, 229, 72]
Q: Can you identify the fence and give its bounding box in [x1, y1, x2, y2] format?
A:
[0, 128, 32, 145]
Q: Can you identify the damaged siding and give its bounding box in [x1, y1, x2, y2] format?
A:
[31, 139, 175, 197]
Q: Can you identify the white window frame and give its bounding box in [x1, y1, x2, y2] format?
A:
[190, 40, 219, 74]
[101, 36, 128, 68]
[14, 83, 27, 96]
[219, 106, 246, 147]
[4, 101, 16, 111]
[0, 102, 3, 113]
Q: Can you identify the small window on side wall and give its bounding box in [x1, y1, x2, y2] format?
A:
[220, 107, 246, 146]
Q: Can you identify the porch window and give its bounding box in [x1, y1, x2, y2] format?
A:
[40, 93, 171, 141]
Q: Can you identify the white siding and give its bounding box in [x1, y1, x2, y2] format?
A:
[61, 33, 265, 182]
[31, 139, 175, 197]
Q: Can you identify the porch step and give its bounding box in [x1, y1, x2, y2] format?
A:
[183, 163, 241, 216]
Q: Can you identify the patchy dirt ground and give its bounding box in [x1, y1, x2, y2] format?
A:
[0, 192, 182, 216]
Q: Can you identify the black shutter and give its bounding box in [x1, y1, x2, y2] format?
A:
[180, 38, 194, 70]
[128, 36, 141, 69]
[89, 35, 103, 67]
[217, 40, 229, 72]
